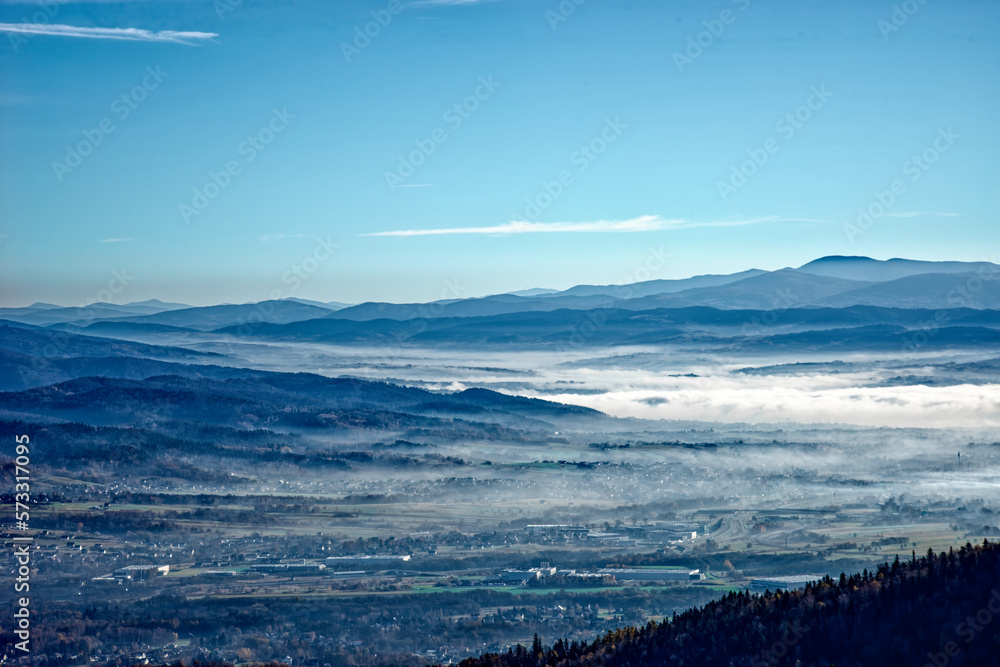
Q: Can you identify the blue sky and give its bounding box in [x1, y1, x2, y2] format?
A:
[0, 0, 997, 307]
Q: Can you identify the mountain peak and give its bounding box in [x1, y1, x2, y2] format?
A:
[797, 256, 998, 283]
[800, 255, 875, 265]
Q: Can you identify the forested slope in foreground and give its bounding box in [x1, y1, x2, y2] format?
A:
[455, 541, 1000, 667]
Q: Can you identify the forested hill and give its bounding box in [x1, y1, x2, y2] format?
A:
[456, 541, 1000, 667]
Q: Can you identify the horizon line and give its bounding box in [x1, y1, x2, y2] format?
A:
[2, 254, 997, 310]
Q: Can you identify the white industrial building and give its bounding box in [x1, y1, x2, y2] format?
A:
[598, 567, 704, 581]
[114, 564, 170, 579]
[498, 566, 557, 581]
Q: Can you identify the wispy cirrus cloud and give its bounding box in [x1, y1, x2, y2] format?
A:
[360, 215, 830, 237]
[0, 23, 218, 45]
[99, 237, 135, 243]
[0, 0, 165, 3]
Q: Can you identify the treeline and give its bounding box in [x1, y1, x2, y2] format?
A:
[457, 540, 1000, 667]
[33, 508, 277, 533]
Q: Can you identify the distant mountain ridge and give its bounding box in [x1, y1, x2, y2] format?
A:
[66, 300, 338, 331]
[812, 271, 1000, 309]
[292, 258, 1000, 323]
[795, 255, 995, 281]
[541, 268, 768, 299]
[2, 257, 998, 330]
[213, 305, 1000, 350]
[612, 270, 873, 311]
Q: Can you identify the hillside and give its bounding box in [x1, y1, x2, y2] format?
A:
[811, 272, 1000, 309]
[796, 256, 997, 282]
[456, 540, 1000, 667]
[0, 324, 216, 362]
[91, 300, 338, 330]
[213, 305, 1000, 350]
[619, 269, 872, 310]
[542, 268, 767, 299]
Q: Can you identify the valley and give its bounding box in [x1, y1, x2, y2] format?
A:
[1, 257, 999, 665]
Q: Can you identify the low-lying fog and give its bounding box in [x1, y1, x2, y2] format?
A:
[156, 334, 1000, 429]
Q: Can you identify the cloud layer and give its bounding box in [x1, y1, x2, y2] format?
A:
[261, 344, 1000, 429]
[361, 215, 826, 237]
[0, 23, 218, 44]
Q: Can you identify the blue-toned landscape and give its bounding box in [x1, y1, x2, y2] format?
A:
[2, 1, 999, 665]
[3, 256, 1000, 665]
